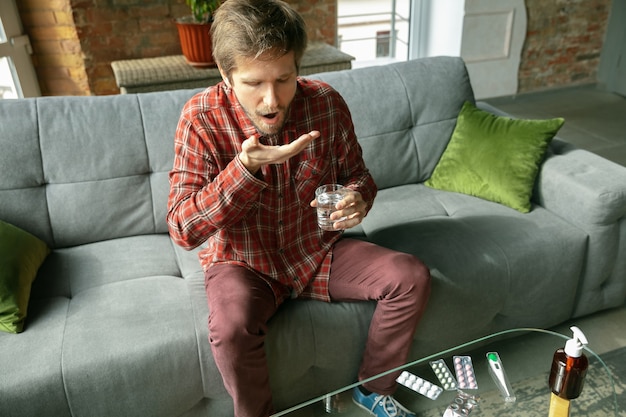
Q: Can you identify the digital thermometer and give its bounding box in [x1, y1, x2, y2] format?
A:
[486, 352, 516, 403]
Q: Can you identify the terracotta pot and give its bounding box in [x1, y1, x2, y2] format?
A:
[176, 19, 216, 68]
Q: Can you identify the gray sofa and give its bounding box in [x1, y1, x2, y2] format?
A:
[1, 56, 625, 417]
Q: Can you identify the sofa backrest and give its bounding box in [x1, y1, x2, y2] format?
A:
[0, 56, 474, 249]
[0, 90, 194, 249]
[312, 56, 474, 189]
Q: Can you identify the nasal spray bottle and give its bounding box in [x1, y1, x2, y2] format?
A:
[548, 326, 589, 417]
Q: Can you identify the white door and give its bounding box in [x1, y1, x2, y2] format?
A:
[407, 0, 527, 100]
[0, 0, 40, 98]
[460, 0, 527, 100]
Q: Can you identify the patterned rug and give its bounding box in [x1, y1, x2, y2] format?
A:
[417, 346, 626, 417]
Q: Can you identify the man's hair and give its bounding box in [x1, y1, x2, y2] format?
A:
[211, 0, 308, 79]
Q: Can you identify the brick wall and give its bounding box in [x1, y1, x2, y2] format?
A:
[287, 0, 338, 45]
[69, 1, 183, 95]
[18, 0, 612, 96]
[18, 0, 336, 96]
[17, 0, 90, 96]
[519, 0, 612, 93]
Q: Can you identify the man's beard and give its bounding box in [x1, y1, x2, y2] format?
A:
[245, 105, 288, 136]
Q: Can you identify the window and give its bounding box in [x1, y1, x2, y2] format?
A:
[0, 0, 40, 98]
[337, 0, 410, 68]
[0, 56, 18, 99]
[338, 0, 469, 68]
[376, 30, 391, 57]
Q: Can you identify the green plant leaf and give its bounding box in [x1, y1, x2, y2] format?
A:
[186, 0, 221, 23]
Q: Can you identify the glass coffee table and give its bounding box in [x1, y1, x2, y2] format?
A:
[271, 328, 620, 417]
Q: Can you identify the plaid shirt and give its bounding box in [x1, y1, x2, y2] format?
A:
[167, 77, 377, 303]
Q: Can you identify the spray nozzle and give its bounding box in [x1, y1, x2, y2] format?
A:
[564, 326, 588, 357]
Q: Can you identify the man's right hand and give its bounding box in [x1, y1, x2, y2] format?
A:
[239, 130, 320, 174]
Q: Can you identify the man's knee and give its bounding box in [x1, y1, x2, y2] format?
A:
[389, 252, 431, 294]
[208, 301, 269, 349]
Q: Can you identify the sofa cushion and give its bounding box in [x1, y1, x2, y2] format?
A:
[311, 57, 474, 189]
[425, 101, 564, 212]
[60, 276, 204, 417]
[0, 297, 73, 416]
[3, 234, 214, 417]
[0, 220, 50, 333]
[360, 184, 586, 355]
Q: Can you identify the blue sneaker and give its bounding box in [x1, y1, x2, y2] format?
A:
[352, 387, 416, 417]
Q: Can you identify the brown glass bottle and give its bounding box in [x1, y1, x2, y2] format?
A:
[548, 348, 588, 399]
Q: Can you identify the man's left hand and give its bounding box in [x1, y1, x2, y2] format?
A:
[310, 188, 367, 230]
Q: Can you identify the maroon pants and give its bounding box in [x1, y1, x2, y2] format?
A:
[205, 239, 431, 417]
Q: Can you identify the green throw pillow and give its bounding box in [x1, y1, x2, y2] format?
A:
[425, 101, 564, 213]
[0, 220, 49, 333]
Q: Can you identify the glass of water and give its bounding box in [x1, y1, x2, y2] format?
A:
[315, 184, 346, 231]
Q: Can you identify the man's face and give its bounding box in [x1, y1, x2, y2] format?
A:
[226, 51, 298, 136]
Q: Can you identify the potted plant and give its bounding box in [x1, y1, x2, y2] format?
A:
[176, 0, 222, 68]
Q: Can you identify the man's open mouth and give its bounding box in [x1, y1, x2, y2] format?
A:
[262, 112, 278, 123]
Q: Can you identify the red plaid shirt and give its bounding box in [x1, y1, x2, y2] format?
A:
[167, 78, 377, 302]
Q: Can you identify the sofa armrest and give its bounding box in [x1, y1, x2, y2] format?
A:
[473, 103, 626, 225]
[534, 140, 626, 225]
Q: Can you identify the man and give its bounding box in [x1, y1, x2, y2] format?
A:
[166, 1, 431, 416]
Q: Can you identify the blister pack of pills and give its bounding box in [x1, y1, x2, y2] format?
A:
[429, 359, 457, 390]
[453, 355, 478, 389]
[442, 390, 480, 417]
[396, 371, 443, 400]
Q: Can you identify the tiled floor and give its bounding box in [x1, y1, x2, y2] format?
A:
[485, 84, 626, 167]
